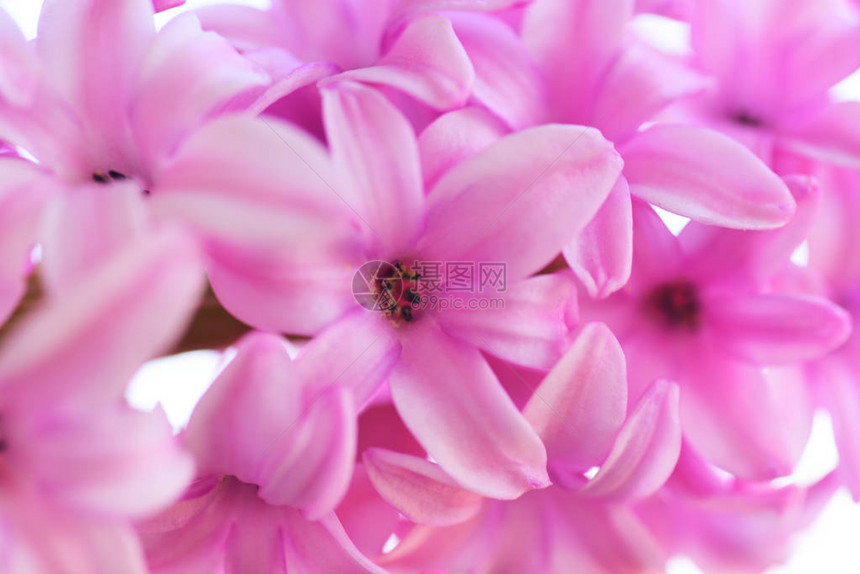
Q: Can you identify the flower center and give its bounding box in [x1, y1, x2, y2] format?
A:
[371, 261, 422, 327]
[732, 110, 763, 127]
[644, 280, 701, 330]
[92, 170, 150, 195]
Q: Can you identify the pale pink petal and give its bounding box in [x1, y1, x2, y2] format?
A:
[321, 81, 425, 258]
[336, 15, 475, 110]
[563, 176, 633, 299]
[580, 380, 681, 500]
[621, 124, 795, 229]
[131, 13, 269, 172]
[39, 182, 149, 293]
[257, 386, 357, 519]
[0, 9, 38, 106]
[704, 293, 851, 365]
[808, 167, 860, 289]
[363, 449, 483, 525]
[436, 273, 576, 370]
[590, 42, 709, 142]
[523, 0, 635, 122]
[450, 13, 545, 129]
[15, 405, 194, 518]
[524, 323, 628, 474]
[0, 160, 54, 325]
[681, 175, 818, 286]
[812, 356, 860, 500]
[783, 101, 860, 168]
[0, 227, 205, 402]
[635, 0, 693, 19]
[184, 333, 301, 481]
[281, 511, 388, 574]
[293, 310, 402, 405]
[418, 106, 507, 189]
[680, 349, 814, 480]
[420, 125, 622, 282]
[194, 5, 288, 51]
[389, 320, 550, 499]
[37, 0, 155, 154]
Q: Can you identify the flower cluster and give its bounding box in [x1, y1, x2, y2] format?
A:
[0, 0, 859, 572]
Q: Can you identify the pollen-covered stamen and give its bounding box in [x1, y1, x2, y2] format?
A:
[644, 280, 701, 330]
[372, 261, 422, 326]
[92, 169, 129, 184]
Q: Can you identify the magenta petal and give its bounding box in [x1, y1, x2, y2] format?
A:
[390, 321, 550, 499]
[322, 81, 425, 258]
[705, 293, 852, 365]
[0, 227, 205, 402]
[281, 511, 387, 574]
[420, 125, 623, 282]
[363, 449, 483, 525]
[257, 385, 357, 519]
[418, 106, 507, 189]
[563, 176, 633, 299]
[450, 13, 545, 129]
[622, 124, 795, 229]
[130, 13, 269, 169]
[628, 199, 684, 290]
[337, 15, 474, 110]
[784, 102, 860, 168]
[524, 323, 628, 474]
[153, 0, 185, 12]
[436, 273, 576, 370]
[579, 380, 681, 501]
[184, 333, 300, 481]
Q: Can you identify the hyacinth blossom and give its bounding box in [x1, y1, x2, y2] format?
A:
[3, 0, 860, 572]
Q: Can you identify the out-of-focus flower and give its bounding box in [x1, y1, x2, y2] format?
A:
[0, 225, 204, 572]
[580, 176, 850, 479]
[140, 332, 383, 574]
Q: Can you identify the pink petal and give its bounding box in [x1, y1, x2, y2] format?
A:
[224, 499, 287, 574]
[449, 13, 545, 129]
[336, 467, 401, 557]
[152, 114, 362, 335]
[524, 323, 628, 474]
[37, 0, 155, 153]
[563, 176, 633, 299]
[336, 15, 475, 110]
[783, 101, 860, 168]
[184, 333, 301, 481]
[0, 227, 205, 403]
[627, 199, 684, 291]
[420, 125, 622, 282]
[680, 175, 819, 286]
[417, 106, 507, 189]
[579, 380, 681, 500]
[194, 5, 288, 52]
[16, 405, 194, 518]
[130, 13, 269, 171]
[523, 0, 634, 123]
[0, 159, 54, 325]
[0, 9, 38, 107]
[257, 385, 357, 519]
[621, 124, 796, 229]
[680, 349, 814, 480]
[363, 449, 484, 525]
[590, 42, 709, 143]
[153, 0, 185, 12]
[321, 80, 425, 258]
[436, 273, 576, 370]
[389, 320, 550, 499]
[293, 310, 402, 406]
[39, 182, 149, 293]
[281, 511, 388, 574]
[705, 293, 852, 365]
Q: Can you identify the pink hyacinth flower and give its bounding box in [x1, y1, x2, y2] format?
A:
[678, 0, 860, 168]
[351, 323, 681, 572]
[0, 225, 204, 572]
[153, 79, 623, 499]
[519, 0, 798, 297]
[579, 176, 851, 480]
[140, 332, 383, 574]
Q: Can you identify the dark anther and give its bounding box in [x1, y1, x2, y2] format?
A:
[92, 171, 110, 184]
[108, 170, 127, 181]
[401, 306, 414, 322]
[733, 111, 762, 127]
